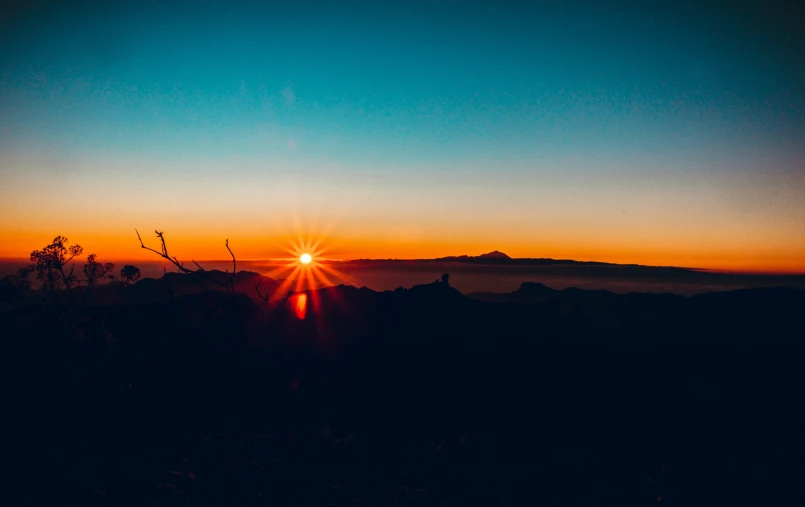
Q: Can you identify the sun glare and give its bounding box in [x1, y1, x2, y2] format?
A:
[261, 233, 354, 311]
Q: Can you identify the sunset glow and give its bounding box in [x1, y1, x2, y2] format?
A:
[1, 2, 804, 274]
[6, 4, 805, 505]
[257, 236, 352, 304]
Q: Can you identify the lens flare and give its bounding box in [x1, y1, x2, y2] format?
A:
[290, 293, 307, 319]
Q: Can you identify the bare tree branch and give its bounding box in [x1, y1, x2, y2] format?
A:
[136, 228, 232, 292]
[225, 239, 236, 292]
[226, 239, 236, 273]
[254, 280, 269, 303]
[136, 229, 168, 258]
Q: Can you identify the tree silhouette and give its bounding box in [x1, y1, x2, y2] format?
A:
[29, 236, 83, 304]
[136, 229, 236, 293]
[14, 266, 33, 291]
[120, 265, 142, 287]
[0, 267, 33, 302]
[83, 254, 116, 290]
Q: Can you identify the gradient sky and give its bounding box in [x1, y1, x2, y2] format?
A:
[1, 0, 804, 271]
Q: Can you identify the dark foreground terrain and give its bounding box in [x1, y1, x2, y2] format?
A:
[7, 274, 805, 505]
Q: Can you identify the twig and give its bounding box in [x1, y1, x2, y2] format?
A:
[226, 239, 236, 273]
[254, 280, 269, 303]
[225, 239, 236, 292]
[136, 228, 231, 292]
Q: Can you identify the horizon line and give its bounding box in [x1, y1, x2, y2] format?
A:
[2, 255, 804, 277]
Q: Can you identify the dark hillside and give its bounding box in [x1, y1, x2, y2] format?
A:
[8, 277, 805, 505]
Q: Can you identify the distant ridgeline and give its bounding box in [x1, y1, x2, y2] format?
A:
[343, 250, 701, 274]
[432, 251, 618, 266]
[350, 250, 646, 266]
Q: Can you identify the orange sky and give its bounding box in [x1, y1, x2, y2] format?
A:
[2, 159, 804, 274]
[2, 217, 804, 274]
[2, 234, 802, 273]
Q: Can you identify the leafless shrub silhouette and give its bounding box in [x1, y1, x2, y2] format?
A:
[136, 229, 236, 293]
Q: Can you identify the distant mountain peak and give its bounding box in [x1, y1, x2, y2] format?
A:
[431, 250, 513, 263]
[478, 250, 511, 259]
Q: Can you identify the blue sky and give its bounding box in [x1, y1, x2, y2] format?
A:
[1, 0, 804, 269]
[3, 0, 802, 162]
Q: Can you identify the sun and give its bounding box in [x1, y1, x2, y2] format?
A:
[259, 235, 352, 306]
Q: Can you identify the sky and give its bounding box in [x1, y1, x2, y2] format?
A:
[1, 0, 804, 272]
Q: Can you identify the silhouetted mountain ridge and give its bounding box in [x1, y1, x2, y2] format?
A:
[80, 269, 281, 304]
[478, 250, 511, 259]
[467, 281, 804, 342]
[8, 270, 805, 504]
[345, 253, 691, 269]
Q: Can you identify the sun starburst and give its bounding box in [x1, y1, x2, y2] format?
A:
[260, 235, 353, 320]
